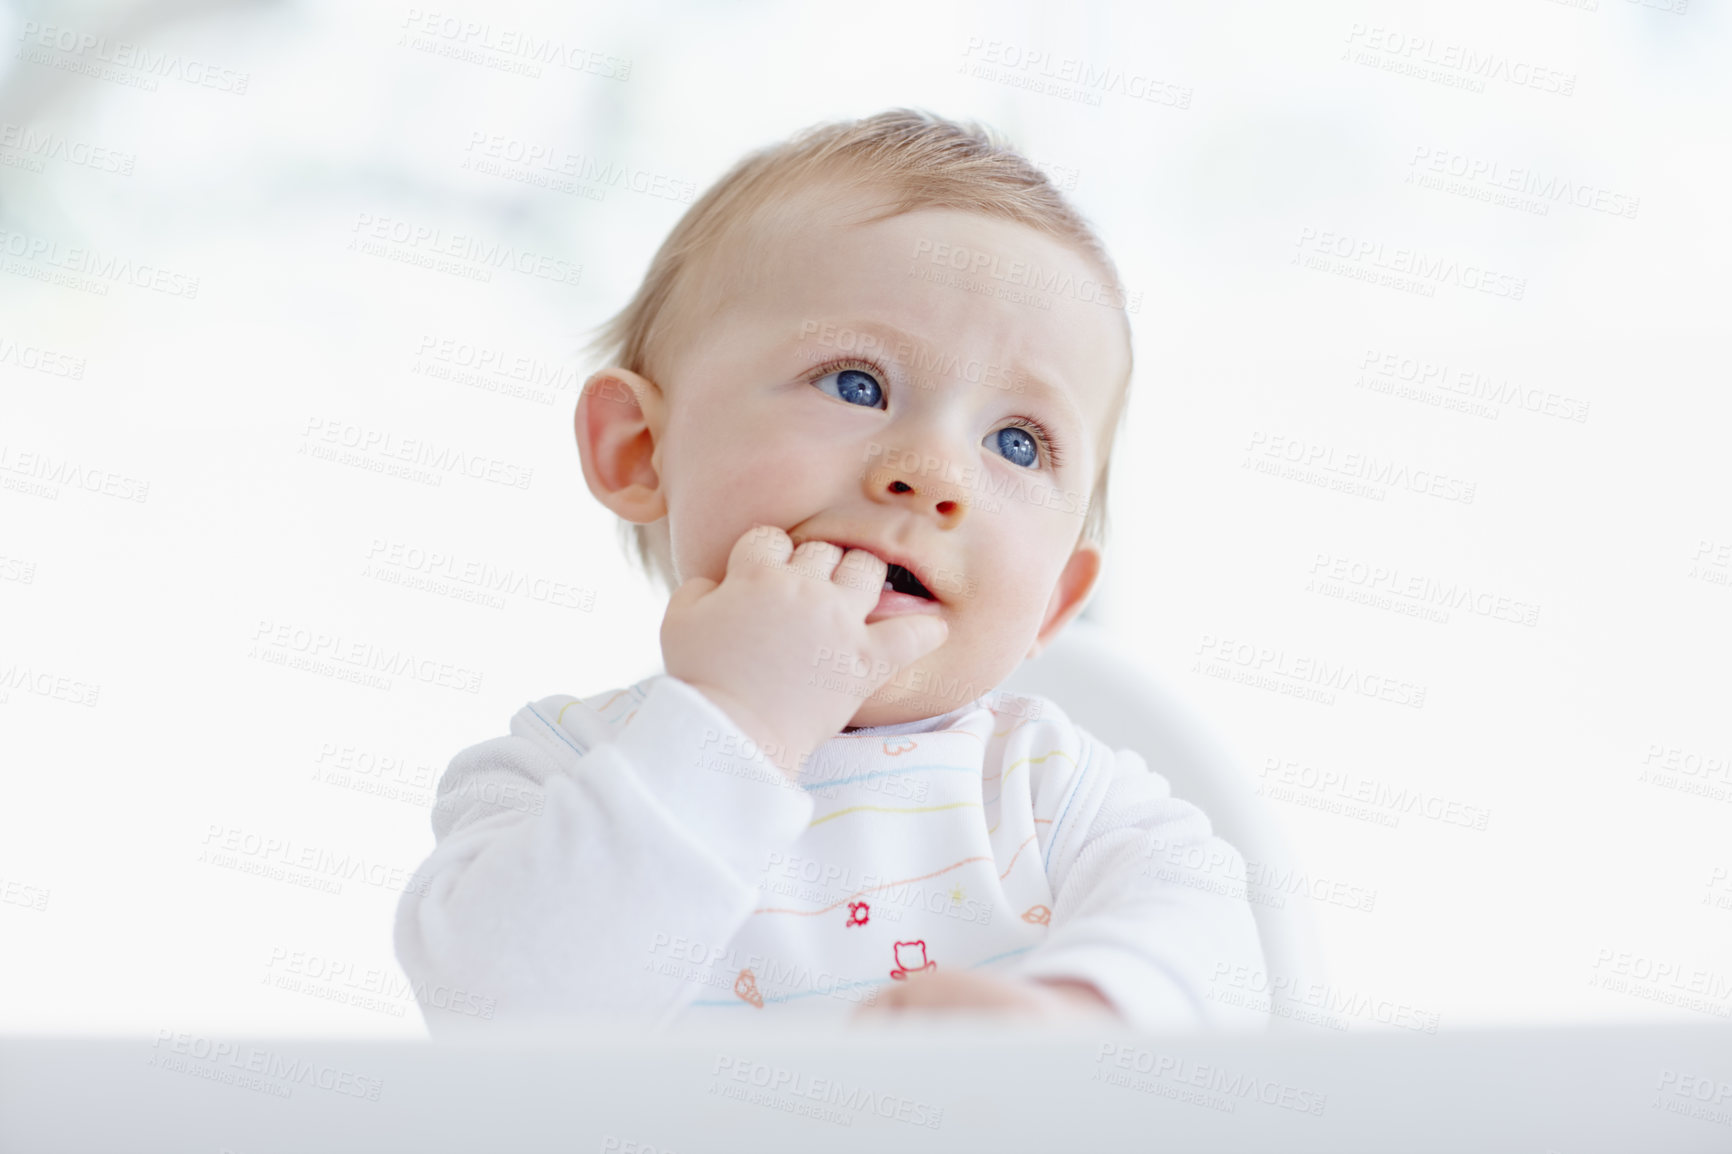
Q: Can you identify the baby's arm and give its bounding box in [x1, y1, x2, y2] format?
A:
[392, 678, 815, 1034]
[395, 524, 948, 1034]
[854, 967, 1119, 1023]
[1006, 743, 1268, 1032]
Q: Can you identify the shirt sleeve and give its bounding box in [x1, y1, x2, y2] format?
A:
[1008, 735, 1268, 1033]
[392, 676, 815, 1036]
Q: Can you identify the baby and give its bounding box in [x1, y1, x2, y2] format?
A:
[394, 109, 1264, 1035]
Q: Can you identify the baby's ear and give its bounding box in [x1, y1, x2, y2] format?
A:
[1028, 542, 1102, 659]
[575, 368, 667, 523]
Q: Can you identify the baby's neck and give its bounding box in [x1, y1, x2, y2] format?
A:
[841, 694, 989, 735]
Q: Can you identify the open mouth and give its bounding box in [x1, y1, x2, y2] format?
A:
[883, 562, 937, 601]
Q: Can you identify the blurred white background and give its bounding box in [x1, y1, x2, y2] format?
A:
[1, 0, 1727, 1039]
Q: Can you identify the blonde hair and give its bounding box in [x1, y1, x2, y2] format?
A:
[581, 108, 1134, 595]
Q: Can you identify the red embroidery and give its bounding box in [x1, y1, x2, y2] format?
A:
[882, 738, 917, 757]
[1022, 904, 1052, 925]
[734, 969, 763, 1008]
[847, 901, 870, 927]
[889, 940, 937, 980]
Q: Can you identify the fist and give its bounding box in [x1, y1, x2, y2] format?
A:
[661, 525, 949, 776]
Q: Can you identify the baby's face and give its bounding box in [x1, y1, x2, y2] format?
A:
[649, 195, 1129, 726]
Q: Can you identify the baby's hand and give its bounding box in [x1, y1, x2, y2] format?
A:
[850, 970, 1119, 1024]
[661, 525, 948, 778]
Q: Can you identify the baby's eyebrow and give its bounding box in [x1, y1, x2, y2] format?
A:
[792, 317, 1089, 442]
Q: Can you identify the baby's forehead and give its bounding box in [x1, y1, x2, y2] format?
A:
[712, 194, 1119, 336]
[653, 184, 1129, 449]
[697, 182, 1106, 310]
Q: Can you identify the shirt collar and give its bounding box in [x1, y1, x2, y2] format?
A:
[838, 693, 991, 738]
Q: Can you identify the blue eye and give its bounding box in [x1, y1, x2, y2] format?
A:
[989, 426, 1039, 469]
[809, 359, 1064, 472]
[813, 366, 884, 408]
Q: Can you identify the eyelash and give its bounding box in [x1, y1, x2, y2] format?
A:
[806, 357, 1067, 470]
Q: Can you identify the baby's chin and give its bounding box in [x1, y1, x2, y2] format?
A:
[843, 677, 991, 731]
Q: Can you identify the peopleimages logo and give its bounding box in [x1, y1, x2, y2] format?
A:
[347, 213, 582, 287]
[0, 227, 200, 297]
[1293, 227, 1525, 300]
[910, 238, 1141, 312]
[1307, 551, 1539, 628]
[1406, 146, 1639, 219]
[1244, 430, 1477, 505]
[709, 1055, 944, 1129]
[797, 320, 1032, 394]
[249, 618, 484, 695]
[1093, 1043, 1328, 1116]
[1342, 23, 1576, 96]
[301, 417, 533, 490]
[397, 9, 631, 80]
[958, 38, 1193, 111]
[1357, 348, 1591, 424]
[1259, 756, 1491, 831]
[16, 21, 251, 93]
[0, 333, 86, 379]
[363, 537, 594, 611]
[1208, 964, 1443, 1033]
[148, 1032, 383, 1101]
[0, 662, 101, 707]
[1194, 632, 1427, 710]
[199, 824, 435, 897]
[0, 443, 149, 503]
[0, 122, 135, 175]
[462, 132, 694, 202]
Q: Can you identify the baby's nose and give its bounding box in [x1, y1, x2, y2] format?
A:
[868, 464, 968, 524]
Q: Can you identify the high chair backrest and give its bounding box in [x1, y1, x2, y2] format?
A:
[997, 613, 1329, 1027]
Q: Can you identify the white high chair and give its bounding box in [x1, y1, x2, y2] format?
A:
[998, 610, 1329, 1028]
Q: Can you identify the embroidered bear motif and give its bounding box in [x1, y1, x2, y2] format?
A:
[889, 940, 936, 980]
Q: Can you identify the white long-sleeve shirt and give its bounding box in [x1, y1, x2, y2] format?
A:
[393, 673, 1267, 1036]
